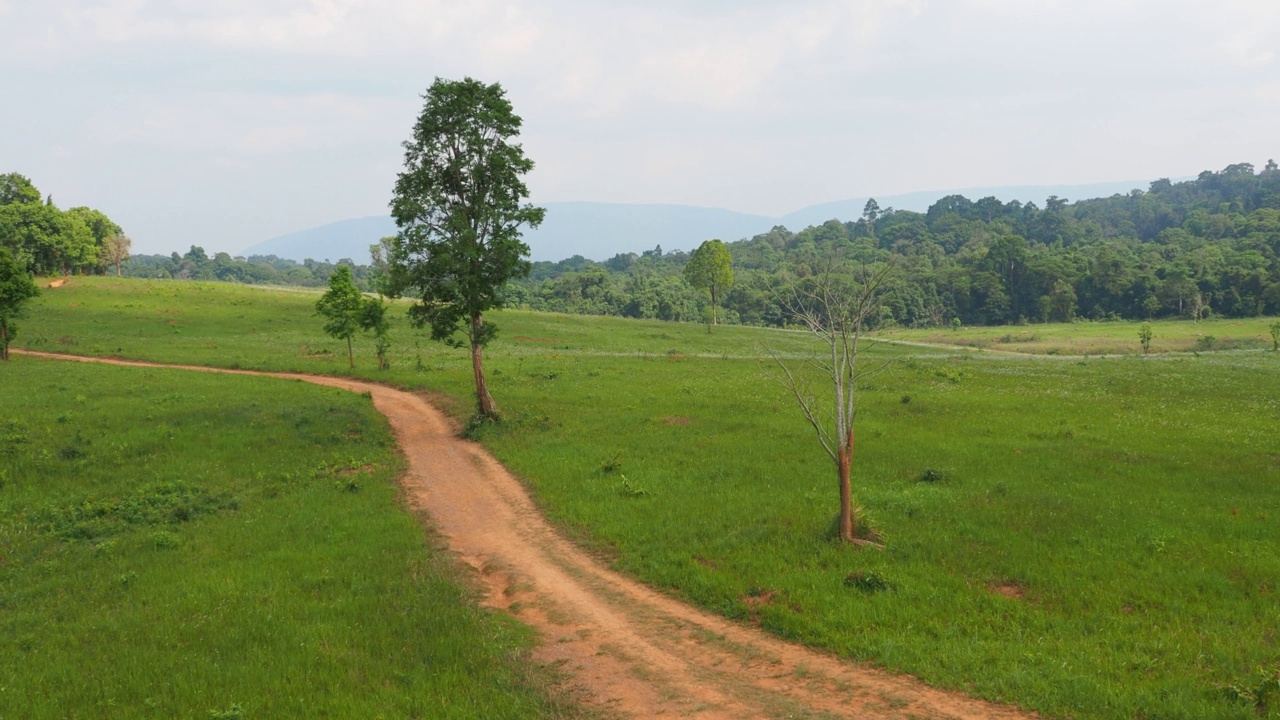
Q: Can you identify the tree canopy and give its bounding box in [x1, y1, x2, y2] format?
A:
[508, 161, 1280, 327]
[684, 239, 734, 327]
[0, 246, 39, 360]
[315, 265, 366, 368]
[387, 77, 545, 417]
[0, 173, 123, 276]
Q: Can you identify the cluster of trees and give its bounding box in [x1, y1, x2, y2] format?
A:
[0, 173, 131, 276]
[511, 161, 1280, 327]
[124, 248, 378, 290]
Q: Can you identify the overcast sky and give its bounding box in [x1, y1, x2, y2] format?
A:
[3, 0, 1277, 255]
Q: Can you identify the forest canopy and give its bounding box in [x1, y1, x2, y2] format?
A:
[509, 160, 1280, 326]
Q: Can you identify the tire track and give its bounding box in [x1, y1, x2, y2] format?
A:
[17, 350, 1036, 720]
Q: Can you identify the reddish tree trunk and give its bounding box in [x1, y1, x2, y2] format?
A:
[836, 428, 857, 543]
[472, 314, 498, 417]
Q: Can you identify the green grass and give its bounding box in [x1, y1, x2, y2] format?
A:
[0, 354, 581, 719]
[881, 316, 1279, 355]
[16, 276, 1280, 719]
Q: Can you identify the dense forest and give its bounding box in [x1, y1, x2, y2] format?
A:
[7, 162, 1280, 327]
[512, 161, 1280, 326]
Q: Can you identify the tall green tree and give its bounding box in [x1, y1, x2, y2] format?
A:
[387, 77, 545, 418]
[683, 239, 734, 328]
[316, 265, 364, 368]
[0, 247, 39, 360]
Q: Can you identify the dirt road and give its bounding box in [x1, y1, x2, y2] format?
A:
[19, 350, 1036, 719]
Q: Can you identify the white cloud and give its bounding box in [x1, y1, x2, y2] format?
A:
[3, 0, 1279, 251]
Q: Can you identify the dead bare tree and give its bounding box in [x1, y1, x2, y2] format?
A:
[767, 259, 893, 546]
[100, 234, 131, 277]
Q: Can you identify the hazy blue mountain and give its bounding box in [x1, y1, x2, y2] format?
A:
[241, 216, 398, 264]
[239, 179, 1158, 263]
[239, 202, 776, 263]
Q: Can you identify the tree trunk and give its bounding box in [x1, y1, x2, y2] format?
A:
[711, 286, 718, 326]
[1, 321, 8, 361]
[347, 336, 354, 369]
[115, 260, 122, 277]
[471, 314, 499, 417]
[836, 428, 857, 543]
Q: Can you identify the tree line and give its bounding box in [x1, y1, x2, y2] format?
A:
[124, 248, 378, 290]
[512, 160, 1280, 327]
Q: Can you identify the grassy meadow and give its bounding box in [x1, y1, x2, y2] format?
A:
[13, 276, 1280, 719]
[0, 354, 582, 719]
[881, 316, 1279, 356]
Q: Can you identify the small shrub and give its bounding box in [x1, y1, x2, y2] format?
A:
[917, 468, 947, 483]
[1195, 335, 1216, 351]
[900, 395, 911, 404]
[844, 571, 890, 593]
[1139, 323, 1153, 354]
[1221, 665, 1280, 714]
[599, 453, 623, 473]
[208, 704, 245, 720]
[150, 530, 180, 550]
[461, 413, 500, 440]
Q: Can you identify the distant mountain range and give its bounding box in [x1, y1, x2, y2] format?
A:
[238, 179, 1153, 263]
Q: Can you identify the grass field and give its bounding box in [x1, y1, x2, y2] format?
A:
[881, 316, 1279, 356]
[0, 354, 581, 719]
[13, 276, 1280, 719]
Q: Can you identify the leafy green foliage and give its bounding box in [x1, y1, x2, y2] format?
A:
[683, 239, 734, 327]
[0, 246, 39, 359]
[510, 162, 1280, 328]
[358, 295, 392, 369]
[124, 249, 378, 288]
[388, 77, 545, 416]
[388, 77, 544, 348]
[36, 482, 236, 541]
[315, 265, 364, 367]
[1221, 665, 1280, 716]
[0, 173, 121, 275]
[1139, 323, 1153, 353]
[843, 570, 891, 593]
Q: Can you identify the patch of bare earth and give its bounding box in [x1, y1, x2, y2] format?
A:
[19, 350, 1037, 720]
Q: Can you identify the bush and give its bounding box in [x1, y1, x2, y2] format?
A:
[844, 571, 890, 593]
[917, 468, 947, 483]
